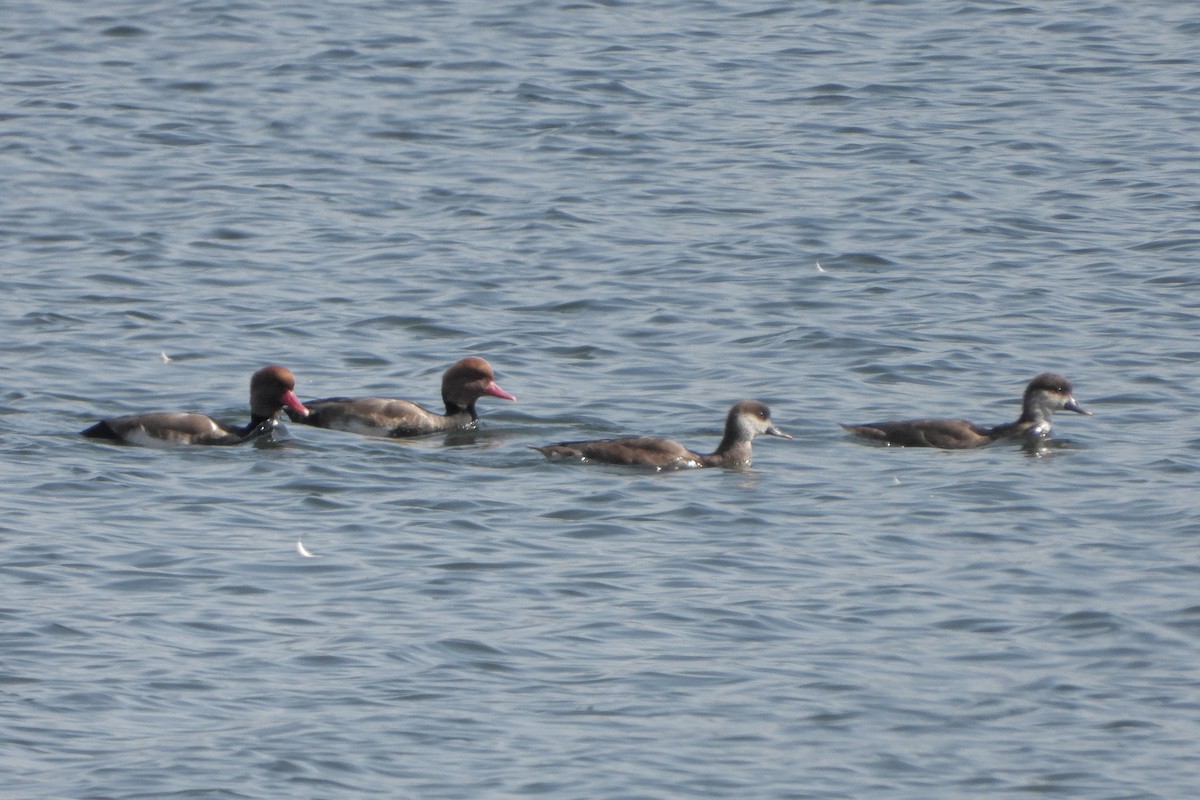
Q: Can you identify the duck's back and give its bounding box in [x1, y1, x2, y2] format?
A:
[841, 418, 993, 449]
[535, 436, 703, 468]
[83, 412, 241, 446]
[298, 397, 444, 436]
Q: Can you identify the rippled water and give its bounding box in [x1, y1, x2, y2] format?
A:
[4, 1, 1200, 797]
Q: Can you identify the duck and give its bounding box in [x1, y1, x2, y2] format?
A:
[840, 372, 1092, 449]
[82, 365, 308, 446]
[533, 399, 791, 470]
[287, 356, 515, 437]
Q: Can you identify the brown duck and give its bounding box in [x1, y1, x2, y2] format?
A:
[82, 365, 308, 446]
[288, 356, 515, 437]
[534, 399, 791, 470]
[841, 372, 1092, 449]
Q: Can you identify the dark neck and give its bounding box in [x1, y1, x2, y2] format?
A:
[443, 399, 478, 420]
[238, 413, 276, 440]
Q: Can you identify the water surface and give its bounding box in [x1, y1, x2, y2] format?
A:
[3, 1, 1200, 797]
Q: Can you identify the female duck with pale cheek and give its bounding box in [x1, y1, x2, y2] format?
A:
[288, 356, 515, 438]
[841, 372, 1092, 449]
[534, 399, 792, 470]
[82, 365, 308, 446]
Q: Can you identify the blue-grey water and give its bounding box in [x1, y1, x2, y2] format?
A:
[3, 1, 1200, 797]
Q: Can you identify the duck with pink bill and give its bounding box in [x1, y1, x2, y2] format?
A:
[287, 356, 515, 437]
[82, 365, 308, 446]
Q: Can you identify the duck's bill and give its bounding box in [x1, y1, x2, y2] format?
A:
[766, 424, 793, 439]
[484, 382, 516, 402]
[1065, 398, 1092, 416]
[282, 390, 310, 417]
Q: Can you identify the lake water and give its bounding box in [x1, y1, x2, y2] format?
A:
[3, 1, 1200, 797]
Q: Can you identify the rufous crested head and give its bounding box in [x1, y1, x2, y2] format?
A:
[442, 357, 516, 405]
[250, 365, 308, 418]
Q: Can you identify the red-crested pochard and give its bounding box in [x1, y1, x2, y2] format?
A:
[82, 365, 308, 446]
[841, 372, 1092, 449]
[534, 399, 791, 470]
[287, 356, 515, 437]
